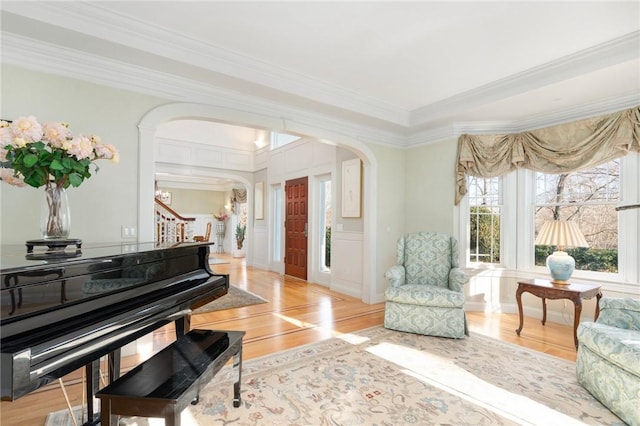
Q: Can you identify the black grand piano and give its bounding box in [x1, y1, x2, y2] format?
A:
[0, 241, 228, 423]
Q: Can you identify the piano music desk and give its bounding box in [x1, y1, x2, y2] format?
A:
[97, 329, 244, 426]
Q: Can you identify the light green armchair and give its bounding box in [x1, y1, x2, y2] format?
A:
[384, 232, 469, 338]
[576, 297, 640, 426]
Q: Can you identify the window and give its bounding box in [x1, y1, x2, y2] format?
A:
[270, 132, 300, 149]
[318, 178, 332, 272]
[458, 152, 639, 284]
[467, 176, 501, 264]
[534, 160, 620, 273]
[272, 186, 283, 262]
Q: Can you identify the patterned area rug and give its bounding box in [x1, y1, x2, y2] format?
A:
[192, 285, 268, 314]
[45, 326, 622, 426]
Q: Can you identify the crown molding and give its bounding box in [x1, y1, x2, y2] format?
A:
[409, 31, 640, 128]
[2, 28, 637, 150]
[155, 167, 239, 193]
[406, 125, 458, 147]
[2, 32, 407, 149]
[507, 92, 640, 132]
[1, 2, 409, 127]
[157, 180, 232, 193]
[6, 3, 638, 130]
[407, 93, 639, 147]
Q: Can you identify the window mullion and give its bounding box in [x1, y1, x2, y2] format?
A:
[619, 153, 639, 283]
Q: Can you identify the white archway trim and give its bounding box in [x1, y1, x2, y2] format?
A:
[138, 102, 379, 303]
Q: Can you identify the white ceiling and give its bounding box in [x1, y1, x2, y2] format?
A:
[1, 1, 639, 144]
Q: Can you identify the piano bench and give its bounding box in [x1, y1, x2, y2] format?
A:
[96, 329, 245, 426]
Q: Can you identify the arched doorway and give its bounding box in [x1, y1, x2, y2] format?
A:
[137, 103, 378, 303]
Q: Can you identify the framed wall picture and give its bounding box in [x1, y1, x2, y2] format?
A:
[341, 158, 361, 218]
[255, 181, 264, 220]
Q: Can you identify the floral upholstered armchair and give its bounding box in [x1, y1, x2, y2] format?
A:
[576, 297, 640, 425]
[384, 231, 469, 338]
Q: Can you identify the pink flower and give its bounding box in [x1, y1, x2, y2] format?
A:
[94, 143, 120, 163]
[213, 209, 229, 221]
[0, 125, 12, 147]
[42, 122, 72, 148]
[0, 168, 26, 187]
[10, 116, 43, 143]
[1, 115, 120, 189]
[66, 135, 94, 160]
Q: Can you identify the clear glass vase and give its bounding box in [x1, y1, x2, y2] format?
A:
[41, 185, 71, 239]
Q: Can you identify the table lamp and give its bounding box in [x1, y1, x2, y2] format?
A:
[535, 220, 589, 284]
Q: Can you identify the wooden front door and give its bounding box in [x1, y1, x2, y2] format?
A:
[285, 177, 308, 280]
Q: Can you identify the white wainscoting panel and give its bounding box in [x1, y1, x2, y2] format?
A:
[156, 140, 191, 164]
[267, 151, 285, 182]
[156, 137, 254, 171]
[254, 147, 269, 170]
[330, 231, 363, 299]
[252, 227, 269, 270]
[285, 142, 313, 174]
[193, 146, 224, 164]
[312, 141, 336, 170]
[225, 152, 252, 168]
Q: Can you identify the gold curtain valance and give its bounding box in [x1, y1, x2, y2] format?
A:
[455, 106, 640, 205]
[230, 188, 247, 214]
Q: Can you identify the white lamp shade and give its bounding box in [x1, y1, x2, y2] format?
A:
[535, 220, 589, 250]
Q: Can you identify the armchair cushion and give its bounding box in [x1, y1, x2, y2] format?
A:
[578, 322, 640, 377]
[576, 297, 640, 425]
[385, 285, 465, 309]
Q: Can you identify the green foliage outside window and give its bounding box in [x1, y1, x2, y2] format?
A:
[469, 206, 500, 263]
[535, 246, 618, 273]
[325, 226, 331, 267]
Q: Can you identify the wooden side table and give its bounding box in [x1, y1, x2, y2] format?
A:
[515, 278, 602, 349]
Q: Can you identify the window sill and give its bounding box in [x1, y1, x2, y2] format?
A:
[461, 266, 639, 294]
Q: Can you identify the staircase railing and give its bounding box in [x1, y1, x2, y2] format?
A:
[154, 198, 196, 243]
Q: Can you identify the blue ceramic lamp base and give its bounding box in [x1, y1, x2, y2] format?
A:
[546, 250, 575, 285]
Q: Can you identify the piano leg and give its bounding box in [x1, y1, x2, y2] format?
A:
[175, 314, 191, 339]
[108, 349, 121, 382]
[85, 360, 100, 424]
[81, 353, 118, 426]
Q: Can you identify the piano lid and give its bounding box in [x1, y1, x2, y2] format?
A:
[0, 241, 217, 325]
[0, 241, 214, 272]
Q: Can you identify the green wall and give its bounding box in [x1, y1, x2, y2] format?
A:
[159, 188, 226, 216]
[366, 142, 407, 300]
[404, 139, 457, 234]
[1, 65, 167, 243]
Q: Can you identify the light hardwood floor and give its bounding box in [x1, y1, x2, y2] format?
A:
[0, 255, 578, 426]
